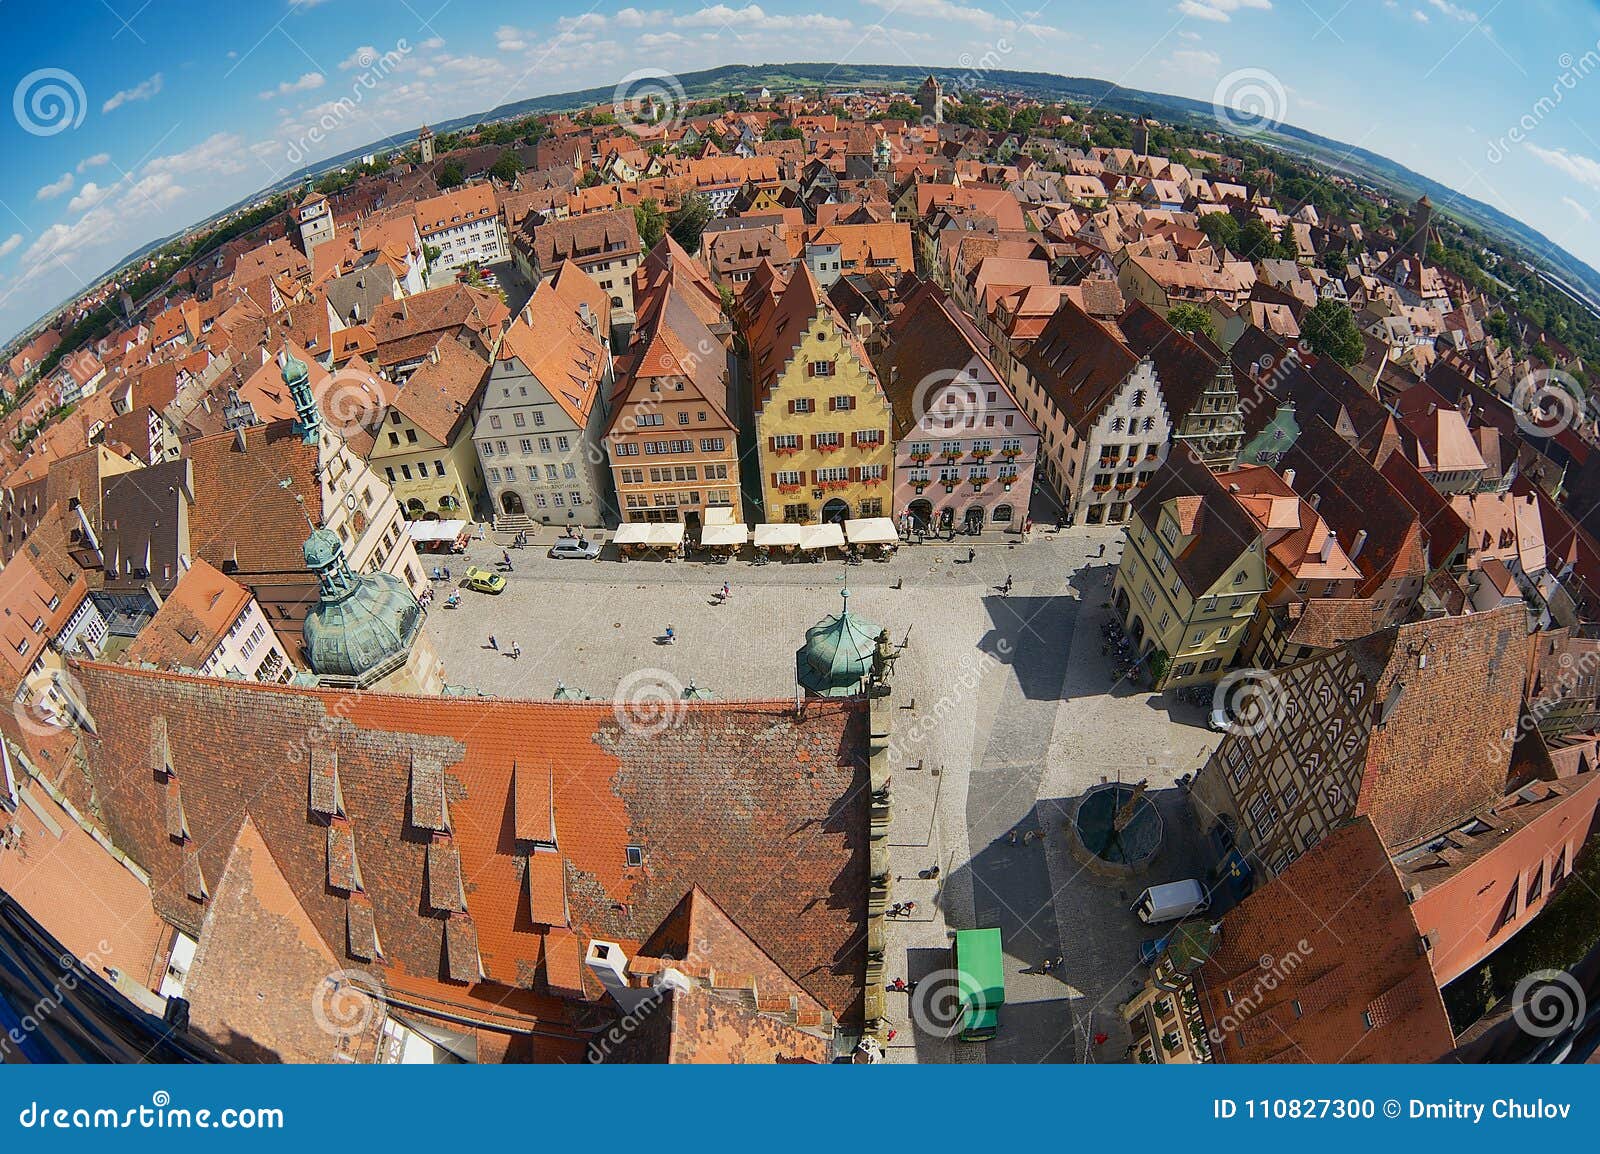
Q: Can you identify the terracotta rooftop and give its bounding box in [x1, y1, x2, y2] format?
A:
[1199, 817, 1454, 1063]
[62, 663, 871, 1049]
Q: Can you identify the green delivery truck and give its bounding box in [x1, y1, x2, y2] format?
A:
[953, 928, 1005, 1042]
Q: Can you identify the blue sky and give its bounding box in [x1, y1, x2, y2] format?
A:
[2, 0, 1598, 345]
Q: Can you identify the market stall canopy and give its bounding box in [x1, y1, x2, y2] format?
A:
[407, 519, 470, 544]
[613, 523, 653, 546]
[754, 523, 804, 548]
[703, 506, 737, 527]
[700, 523, 749, 547]
[646, 523, 687, 547]
[843, 517, 899, 546]
[798, 523, 846, 551]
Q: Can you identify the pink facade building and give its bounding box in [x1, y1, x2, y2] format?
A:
[876, 283, 1039, 536]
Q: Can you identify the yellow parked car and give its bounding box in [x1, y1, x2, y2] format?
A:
[461, 566, 506, 594]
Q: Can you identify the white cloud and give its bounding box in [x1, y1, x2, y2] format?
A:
[1165, 48, 1222, 73]
[860, 0, 1051, 34]
[76, 152, 110, 173]
[35, 173, 74, 201]
[0, 235, 20, 261]
[1176, 0, 1272, 22]
[1412, 9, 1430, 21]
[615, 7, 668, 27]
[495, 25, 527, 51]
[259, 71, 325, 100]
[1562, 196, 1593, 223]
[1526, 144, 1600, 191]
[67, 181, 112, 213]
[102, 72, 163, 113]
[338, 46, 377, 70]
[1427, 0, 1478, 21]
[420, 36, 445, 49]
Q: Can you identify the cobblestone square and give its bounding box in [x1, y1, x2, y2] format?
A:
[423, 524, 1220, 1062]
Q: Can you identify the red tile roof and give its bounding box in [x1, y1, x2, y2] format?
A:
[1199, 817, 1454, 1063]
[64, 663, 871, 1045]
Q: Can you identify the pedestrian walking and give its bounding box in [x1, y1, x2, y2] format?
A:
[511, 642, 522, 661]
[1000, 574, 1013, 595]
[664, 625, 675, 644]
[488, 634, 498, 651]
[1040, 958, 1055, 974]
[721, 581, 731, 600]
[1008, 830, 1019, 846]
[967, 547, 976, 563]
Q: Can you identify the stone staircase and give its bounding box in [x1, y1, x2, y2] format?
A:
[492, 512, 536, 534]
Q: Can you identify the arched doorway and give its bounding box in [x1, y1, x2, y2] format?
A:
[908, 499, 933, 534]
[821, 497, 850, 523]
[1129, 616, 1146, 646]
[404, 498, 426, 519]
[964, 506, 985, 534]
[992, 503, 1013, 524]
[500, 490, 526, 515]
[938, 507, 955, 531]
[1114, 587, 1131, 618]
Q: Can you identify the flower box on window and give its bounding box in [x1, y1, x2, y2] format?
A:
[777, 484, 803, 494]
[910, 451, 932, 463]
[1001, 447, 1022, 458]
[817, 441, 842, 453]
[971, 449, 991, 460]
[774, 446, 799, 457]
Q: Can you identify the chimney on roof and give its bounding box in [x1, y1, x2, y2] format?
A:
[1309, 492, 1321, 510]
[1282, 467, 1295, 487]
[1320, 535, 1334, 563]
[585, 940, 654, 1013]
[1351, 528, 1369, 560]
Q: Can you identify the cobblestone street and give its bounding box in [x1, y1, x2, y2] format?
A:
[421, 524, 1220, 1062]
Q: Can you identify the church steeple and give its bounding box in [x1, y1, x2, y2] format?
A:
[281, 349, 320, 444]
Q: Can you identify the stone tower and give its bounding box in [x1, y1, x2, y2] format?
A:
[297, 191, 335, 256]
[1407, 194, 1435, 260]
[418, 124, 434, 165]
[1132, 116, 1150, 156]
[918, 75, 943, 125]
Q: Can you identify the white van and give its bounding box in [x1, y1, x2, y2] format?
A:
[1132, 879, 1209, 924]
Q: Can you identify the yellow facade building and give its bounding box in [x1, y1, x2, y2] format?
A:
[746, 265, 893, 523]
[1112, 449, 1269, 689]
[369, 337, 491, 521]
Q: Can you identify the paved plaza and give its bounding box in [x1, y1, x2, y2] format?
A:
[421, 524, 1220, 1063]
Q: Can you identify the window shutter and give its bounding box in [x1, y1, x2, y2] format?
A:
[788, 399, 796, 414]
[771, 473, 779, 487]
[811, 470, 820, 484]
[768, 436, 777, 451]
[849, 395, 857, 410]
[849, 465, 860, 482]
